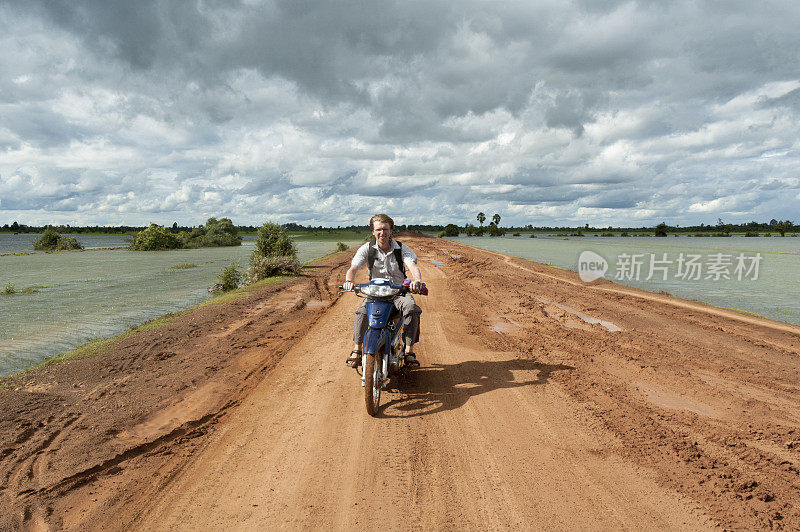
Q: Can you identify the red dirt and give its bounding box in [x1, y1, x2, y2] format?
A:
[1, 235, 799, 530]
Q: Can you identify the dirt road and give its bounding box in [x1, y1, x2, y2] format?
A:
[2, 235, 800, 529]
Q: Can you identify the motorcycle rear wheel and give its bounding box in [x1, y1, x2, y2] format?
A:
[364, 353, 381, 416]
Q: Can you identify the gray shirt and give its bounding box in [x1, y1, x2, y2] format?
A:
[351, 239, 418, 284]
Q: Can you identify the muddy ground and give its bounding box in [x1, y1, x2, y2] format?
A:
[1, 234, 799, 530]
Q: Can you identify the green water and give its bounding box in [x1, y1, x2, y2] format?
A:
[0, 241, 357, 377]
[447, 235, 800, 326]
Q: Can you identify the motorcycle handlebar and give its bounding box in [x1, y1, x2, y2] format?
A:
[337, 282, 428, 295]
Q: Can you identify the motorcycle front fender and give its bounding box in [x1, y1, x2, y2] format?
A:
[363, 327, 389, 355]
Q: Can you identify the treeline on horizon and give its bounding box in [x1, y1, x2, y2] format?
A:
[1, 218, 795, 235]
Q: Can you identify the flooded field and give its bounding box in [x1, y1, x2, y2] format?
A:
[0, 238, 356, 377]
[449, 235, 800, 326]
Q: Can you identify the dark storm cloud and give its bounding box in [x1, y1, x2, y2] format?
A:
[2, 0, 800, 226]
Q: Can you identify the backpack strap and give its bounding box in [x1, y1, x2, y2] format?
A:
[367, 240, 376, 280]
[394, 240, 407, 279]
[367, 239, 406, 280]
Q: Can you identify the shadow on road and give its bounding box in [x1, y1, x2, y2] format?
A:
[378, 358, 574, 418]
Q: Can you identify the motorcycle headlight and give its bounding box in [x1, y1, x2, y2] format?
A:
[360, 284, 400, 297]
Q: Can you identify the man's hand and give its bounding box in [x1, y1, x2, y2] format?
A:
[410, 280, 421, 292]
[343, 280, 354, 291]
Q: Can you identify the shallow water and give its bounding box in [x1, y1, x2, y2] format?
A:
[0, 239, 355, 377]
[447, 235, 800, 326]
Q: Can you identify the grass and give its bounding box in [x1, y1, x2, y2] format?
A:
[2, 283, 45, 295]
[171, 263, 197, 269]
[198, 275, 290, 308]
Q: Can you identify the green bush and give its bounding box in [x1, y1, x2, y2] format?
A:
[247, 222, 299, 283]
[183, 217, 242, 248]
[337, 242, 348, 252]
[217, 261, 243, 291]
[33, 229, 84, 251]
[247, 255, 301, 282]
[744, 231, 759, 237]
[487, 224, 505, 237]
[654, 223, 668, 237]
[129, 223, 182, 250]
[4, 282, 15, 295]
[438, 224, 460, 238]
[255, 222, 296, 258]
[529, 233, 536, 238]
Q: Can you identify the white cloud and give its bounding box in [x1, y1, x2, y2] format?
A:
[1, 1, 800, 227]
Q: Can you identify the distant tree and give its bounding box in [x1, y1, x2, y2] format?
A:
[438, 224, 460, 237]
[477, 212, 486, 227]
[770, 218, 778, 226]
[487, 223, 505, 237]
[183, 217, 242, 248]
[33, 229, 83, 251]
[654, 222, 668, 237]
[129, 223, 182, 251]
[775, 220, 794, 237]
[172, 222, 178, 231]
[492, 213, 501, 226]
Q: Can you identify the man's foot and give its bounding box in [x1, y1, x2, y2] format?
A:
[346, 350, 362, 368]
[404, 352, 420, 369]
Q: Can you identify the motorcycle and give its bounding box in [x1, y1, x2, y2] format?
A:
[340, 278, 428, 416]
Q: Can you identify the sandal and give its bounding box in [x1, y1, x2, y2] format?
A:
[404, 352, 420, 369]
[346, 350, 362, 368]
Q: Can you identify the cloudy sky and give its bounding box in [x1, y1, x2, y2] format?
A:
[1, 0, 799, 228]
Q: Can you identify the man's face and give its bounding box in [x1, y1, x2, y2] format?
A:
[372, 221, 392, 246]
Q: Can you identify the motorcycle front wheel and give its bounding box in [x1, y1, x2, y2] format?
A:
[364, 353, 381, 416]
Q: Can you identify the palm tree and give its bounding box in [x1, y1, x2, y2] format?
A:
[492, 213, 501, 226]
[477, 212, 486, 226]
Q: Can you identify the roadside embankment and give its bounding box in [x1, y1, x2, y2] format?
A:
[2, 234, 800, 530]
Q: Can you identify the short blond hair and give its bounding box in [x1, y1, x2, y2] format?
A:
[369, 213, 394, 231]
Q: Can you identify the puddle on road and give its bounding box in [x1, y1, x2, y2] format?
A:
[420, 258, 444, 266]
[634, 380, 719, 418]
[490, 319, 521, 333]
[538, 298, 622, 332]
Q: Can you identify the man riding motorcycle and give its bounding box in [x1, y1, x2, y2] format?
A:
[343, 214, 423, 369]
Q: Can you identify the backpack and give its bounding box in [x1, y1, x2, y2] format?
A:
[367, 239, 406, 280]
